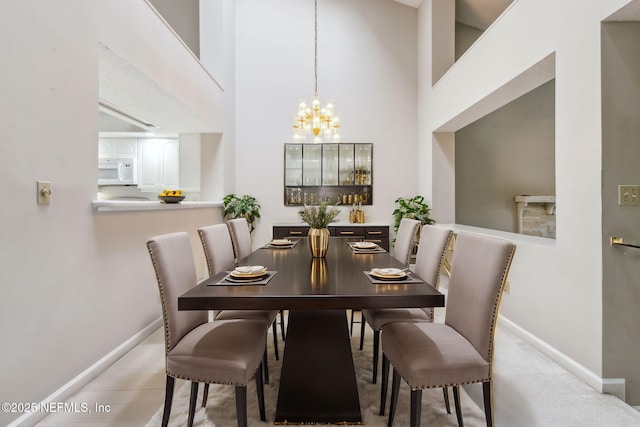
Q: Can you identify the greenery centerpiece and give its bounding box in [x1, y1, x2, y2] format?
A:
[299, 201, 341, 257]
[222, 194, 261, 232]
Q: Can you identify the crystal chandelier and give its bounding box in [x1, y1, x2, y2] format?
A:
[293, 0, 340, 142]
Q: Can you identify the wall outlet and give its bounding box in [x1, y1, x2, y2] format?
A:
[504, 281, 510, 294]
[618, 185, 639, 206]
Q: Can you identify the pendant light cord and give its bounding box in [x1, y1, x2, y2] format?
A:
[314, 0, 318, 98]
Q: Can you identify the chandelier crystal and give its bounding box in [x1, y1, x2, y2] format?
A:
[293, 0, 340, 142]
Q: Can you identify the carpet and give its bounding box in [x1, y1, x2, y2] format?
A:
[145, 322, 486, 426]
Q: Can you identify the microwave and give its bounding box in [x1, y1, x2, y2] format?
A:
[98, 158, 137, 185]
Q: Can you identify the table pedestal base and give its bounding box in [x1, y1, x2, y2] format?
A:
[275, 309, 362, 424]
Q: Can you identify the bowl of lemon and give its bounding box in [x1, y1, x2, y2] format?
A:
[158, 189, 185, 204]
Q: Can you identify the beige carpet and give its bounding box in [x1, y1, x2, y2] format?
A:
[145, 325, 485, 426]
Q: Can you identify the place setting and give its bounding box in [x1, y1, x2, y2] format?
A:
[363, 267, 424, 284]
[213, 265, 277, 285]
[262, 238, 300, 249]
[348, 240, 387, 254]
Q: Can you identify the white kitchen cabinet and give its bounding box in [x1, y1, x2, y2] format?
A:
[137, 138, 179, 191]
[98, 139, 137, 157]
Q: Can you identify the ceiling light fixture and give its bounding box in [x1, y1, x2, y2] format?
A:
[293, 0, 340, 142]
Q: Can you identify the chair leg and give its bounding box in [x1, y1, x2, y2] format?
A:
[263, 348, 270, 385]
[187, 382, 198, 427]
[235, 385, 248, 427]
[453, 385, 464, 427]
[359, 314, 366, 350]
[350, 309, 356, 335]
[482, 381, 493, 427]
[280, 309, 286, 340]
[443, 386, 451, 414]
[410, 389, 423, 427]
[388, 368, 401, 427]
[272, 321, 279, 360]
[161, 375, 175, 427]
[201, 383, 209, 408]
[379, 353, 390, 416]
[255, 362, 266, 421]
[372, 330, 380, 383]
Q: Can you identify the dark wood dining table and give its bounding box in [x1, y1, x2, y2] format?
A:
[178, 237, 444, 424]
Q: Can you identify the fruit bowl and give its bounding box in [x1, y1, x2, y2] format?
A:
[158, 195, 185, 204]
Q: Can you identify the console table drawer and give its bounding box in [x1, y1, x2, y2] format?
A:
[273, 226, 309, 239]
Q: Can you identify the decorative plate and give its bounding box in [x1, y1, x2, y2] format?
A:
[354, 241, 378, 249]
[271, 239, 293, 246]
[230, 266, 267, 278]
[370, 268, 407, 279]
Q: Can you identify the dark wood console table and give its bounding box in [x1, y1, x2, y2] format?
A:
[273, 223, 390, 251]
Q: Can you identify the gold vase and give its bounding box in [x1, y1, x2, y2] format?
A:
[308, 228, 330, 257]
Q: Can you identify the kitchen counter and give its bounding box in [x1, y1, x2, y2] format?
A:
[92, 200, 223, 212]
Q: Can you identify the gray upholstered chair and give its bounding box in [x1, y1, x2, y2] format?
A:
[146, 232, 267, 427]
[392, 217, 422, 267]
[198, 224, 280, 362]
[226, 217, 253, 262]
[351, 218, 422, 343]
[361, 225, 453, 384]
[380, 232, 516, 427]
[227, 217, 287, 340]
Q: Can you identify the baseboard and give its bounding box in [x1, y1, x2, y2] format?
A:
[499, 315, 626, 401]
[7, 317, 163, 427]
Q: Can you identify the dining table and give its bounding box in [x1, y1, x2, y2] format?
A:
[178, 237, 445, 424]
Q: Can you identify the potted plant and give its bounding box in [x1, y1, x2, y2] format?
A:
[392, 195, 434, 244]
[299, 201, 341, 257]
[222, 194, 261, 232]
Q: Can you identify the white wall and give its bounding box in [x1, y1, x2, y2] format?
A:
[234, 0, 419, 247]
[419, 0, 634, 385]
[0, 1, 224, 425]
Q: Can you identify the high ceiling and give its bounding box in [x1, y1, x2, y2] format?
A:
[393, 0, 513, 30]
[100, 0, 515, 134]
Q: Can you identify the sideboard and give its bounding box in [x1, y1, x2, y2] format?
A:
[273, 223, 390, 251]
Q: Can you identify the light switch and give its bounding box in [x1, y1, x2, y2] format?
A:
[37, 181, 52, 205]
[618, 185, 639, 206]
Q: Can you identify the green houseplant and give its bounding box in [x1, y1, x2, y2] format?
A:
[299, 201, 341, 257]
[222, 194, 261, 232]
[392, 195, 434, 242]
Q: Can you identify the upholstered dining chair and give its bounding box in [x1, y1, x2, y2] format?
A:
[146, 232, 267, 427]
[198, 224, 280, 362]
[226, 217, 254, 262]
[351, 217, 422, 343]
[380, 232, 516, 427]
[227, 217, 287, 340]
[360, 225, 453, 384]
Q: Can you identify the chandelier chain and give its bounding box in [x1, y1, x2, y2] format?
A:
[314, 0, 318, 97]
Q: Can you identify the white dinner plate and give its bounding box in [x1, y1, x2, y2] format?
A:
[370, 268, 407, 279]
[271, 239, 293, 246]
[231, 266, 267, 278]
[354, 241, 378, 249]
